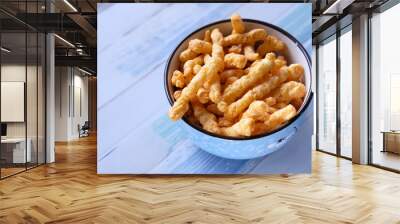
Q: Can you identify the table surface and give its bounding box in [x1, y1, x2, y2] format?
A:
[381, 131, 400, 134]
[97, 3, 312, 174]
[1, 138, 27, 144]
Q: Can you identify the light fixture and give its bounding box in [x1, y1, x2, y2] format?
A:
[323, 0, 355, 15]
[1, 47, 11, 53]
[78, 67, 93, 76]
[63, 0, 78, 12]
[54, 34, 75, 48]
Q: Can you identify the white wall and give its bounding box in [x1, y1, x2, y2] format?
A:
[55, 67, 89, 141]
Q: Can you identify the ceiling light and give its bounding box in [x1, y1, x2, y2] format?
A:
[63, 0, 78, 12]
[323, 0, 354, 15]
[54, 34, 75, 48]
[1, 47, 11, 53]
[78, 67, 93, 76]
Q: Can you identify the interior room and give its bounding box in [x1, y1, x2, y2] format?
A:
[0, 0, 400, 223]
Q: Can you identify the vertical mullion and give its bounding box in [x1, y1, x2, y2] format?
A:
[44, 0, 48, 164]
[336, 29, 341, 157]
[0, 24, 2, 179]
[316, 44, 320, 150]
[36, 0, 39, 167]
[25, 0, 28, 171]
[367, 11, 373, 165]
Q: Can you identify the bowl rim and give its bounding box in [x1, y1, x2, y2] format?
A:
[164, 18, 312, 141]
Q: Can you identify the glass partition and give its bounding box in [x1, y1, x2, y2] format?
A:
[27, 30, 38, 169]
[0, 2, 46, 179]
[38, 32, 45, 165]
[1, 30, 28, 177]
[317, 36, 337, 154]
[339, 27, 352, 158]
[371, 4, 400, 171]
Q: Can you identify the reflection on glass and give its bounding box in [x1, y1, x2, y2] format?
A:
[340, 29, 352, 158]
[318, 37, 337, 154]
[27, 31, 38, 169]
[371, 4, 400, 171]
[38, 33, 46, 165]
[1, 32, 27, 177]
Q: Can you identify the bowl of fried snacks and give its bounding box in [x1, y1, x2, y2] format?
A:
[165, 13, 312, 159]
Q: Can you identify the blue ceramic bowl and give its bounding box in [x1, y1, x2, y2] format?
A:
[165, 19, 312, 160]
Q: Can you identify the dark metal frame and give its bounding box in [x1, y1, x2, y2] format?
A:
[315, 22, 352, 161]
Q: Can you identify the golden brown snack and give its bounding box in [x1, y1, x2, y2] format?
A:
[252, 104, 296, 135]
[290, 98, 303, 110]
[275, 102, 287, 109]
[220, 69, 244, 83]
[244, 45, 259, 61]
[220, 55, 274, 105]
[209, 75, 222, 103]
[210, 29, 225, 71]
[183, 60, 194, 83]
[169, 57, 221, 121]
[243, 67, 250, 75]
[173, 90, 182, 100]
[242, 100, 271, 122]
[223, 29, 267, 47]
[179, 48, 198, 63]
[204, 29, 211, 43]
[171, 70, 185, 88]
[221, 117, 255, 137]
[204, 54, 212, 64]
[218, 117, 234, 127]
[183, 55, 204, 84]
[223, 33, 245, 46]
[257, 35, 286, 57]
[197, 87, 209, 104]
[224, 53, 247, 69]
[188, 39, 212, 54]
[264, 97, 277, 106]
[224, 76, 239, 87]
[227, 44, 242, 54]
[231, 13, 245, 34]
[223, 65, 291, 120]
[206, 29, 225, 104]
[272, 56, 287, 75]
[265, 104, 296, 131]
[245, 29, 268, 45]
[287, 64, 304, 81]
[191, 100, 220, 134]
[193, 64, 202, 75]
[272, 81, 306, 104]
[169, 13, 306, 137]
[206, 103, 224, 116]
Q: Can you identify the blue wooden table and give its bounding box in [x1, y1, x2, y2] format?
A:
[97, 3, 312, 174]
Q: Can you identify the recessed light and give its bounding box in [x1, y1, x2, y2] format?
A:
[54, 34, 75, 48]
[78, 67, 93, 76]
[63, 0, 78, 12]
[1, 47, 11, 53]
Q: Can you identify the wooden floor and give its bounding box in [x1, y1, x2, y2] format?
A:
[0, 135, 400, 224]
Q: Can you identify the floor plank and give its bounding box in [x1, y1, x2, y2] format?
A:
[1, 134, 400, 224]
